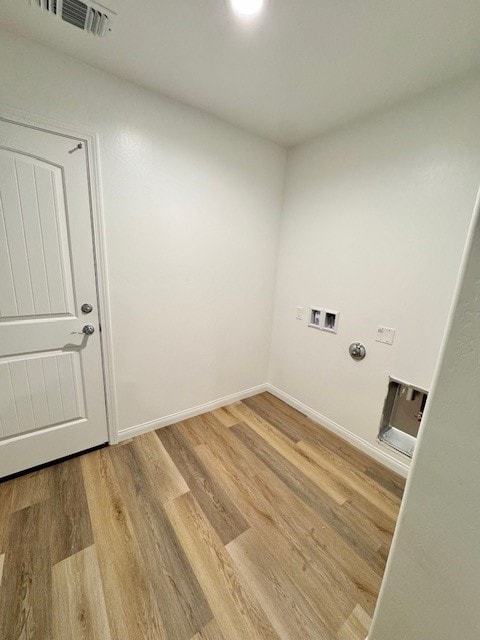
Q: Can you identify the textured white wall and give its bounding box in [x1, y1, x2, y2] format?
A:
[269, 75, 480, 468]
[0, 30, 287, 434]
[369, 188, 480, 639]
[2, 27, 478, 471]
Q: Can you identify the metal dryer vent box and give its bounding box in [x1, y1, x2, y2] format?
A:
[378, 378, 428, 458]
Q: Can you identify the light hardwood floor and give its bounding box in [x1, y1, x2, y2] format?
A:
[0, 392, 405, 640]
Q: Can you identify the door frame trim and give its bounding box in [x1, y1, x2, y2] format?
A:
[0, 103, 119, 444]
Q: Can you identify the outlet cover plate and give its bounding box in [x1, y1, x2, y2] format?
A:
[376, 326, 396, 345]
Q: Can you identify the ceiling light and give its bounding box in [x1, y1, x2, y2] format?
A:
[230, 0, 265, 17]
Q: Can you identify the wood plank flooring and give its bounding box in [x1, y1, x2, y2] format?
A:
[0, 392, 405, 640]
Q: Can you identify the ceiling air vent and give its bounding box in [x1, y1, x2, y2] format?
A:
[30, 0, 116, 37]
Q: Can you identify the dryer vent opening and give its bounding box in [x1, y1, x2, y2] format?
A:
[378, 379, 428, 458]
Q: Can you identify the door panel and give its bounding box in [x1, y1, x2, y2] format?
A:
[0, 152, 75, 319]
[0, 351, 85, 438]
[0, 119, 108, 477]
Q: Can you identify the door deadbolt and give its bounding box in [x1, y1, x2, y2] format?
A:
[81, 303, 93, 313]
[349, 342, 366, 360]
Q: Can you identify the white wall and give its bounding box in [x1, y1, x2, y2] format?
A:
[2, 27, 478, 469]
[369, 187, 480, 639]
[269, 75, 480, 469]
[0, 30, 287, 435]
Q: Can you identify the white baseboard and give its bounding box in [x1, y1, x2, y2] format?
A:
[117, 381, 409, 478]
[265, 384, 409, 478]
[117, 383, 268, 441]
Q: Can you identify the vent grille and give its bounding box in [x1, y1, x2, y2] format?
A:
[62, 0, 88, 29]
[30, 0, 115, 37]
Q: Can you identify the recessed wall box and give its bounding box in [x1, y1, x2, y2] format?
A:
[378, 378, 428, 458]
[308, 307, 323, 329]
[322, 310, 339, 334]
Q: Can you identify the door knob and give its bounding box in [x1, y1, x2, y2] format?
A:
[82, 324, 95, 335]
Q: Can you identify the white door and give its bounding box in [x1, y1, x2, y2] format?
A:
[0, 119, 108, 477]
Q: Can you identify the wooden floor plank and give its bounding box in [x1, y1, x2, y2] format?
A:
[227, 527, 332, 639]
[52, 545, 112, 640]
[165, 491, 279, 640]
[129, 431, 190, 505]
[246, 393, 406, 495]
[50, 457, 94, 565]
[10, 467, 51, 513]
[0, 480, 14, 554]
[226, 402, 349, 504]
[242, 394, 402, 536]
[0, 554, 4, 588]
[0, 503, 52, 640]
[190, 619, 226, 640]
[230, 421, 386, 574]
[193, 419, 385, 614]
[251, 472, 382, 617]
[109, 442, 213, 640]
[81, 448, 169, 640]
[243, 392, 342, 449]
[178, 412, 260, 478]
[228, 405, 348, 504]
[296, 440, 400, 520]
[210, 407, 239, 428]
[157, 424, 249, 544]
[244, 396, 403, 518]
[196, 442, 373, 630]
[346, 492, 397, 539]
[243, 393, 313, 443]
[336, 604, 372, 640]
[364, 464, 405, 499]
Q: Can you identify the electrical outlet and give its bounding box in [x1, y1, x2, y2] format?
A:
[376, 326, 396, 345]
[296, 306, 305, 320]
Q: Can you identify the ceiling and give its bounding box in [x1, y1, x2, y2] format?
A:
[1, 0, 480, 146]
